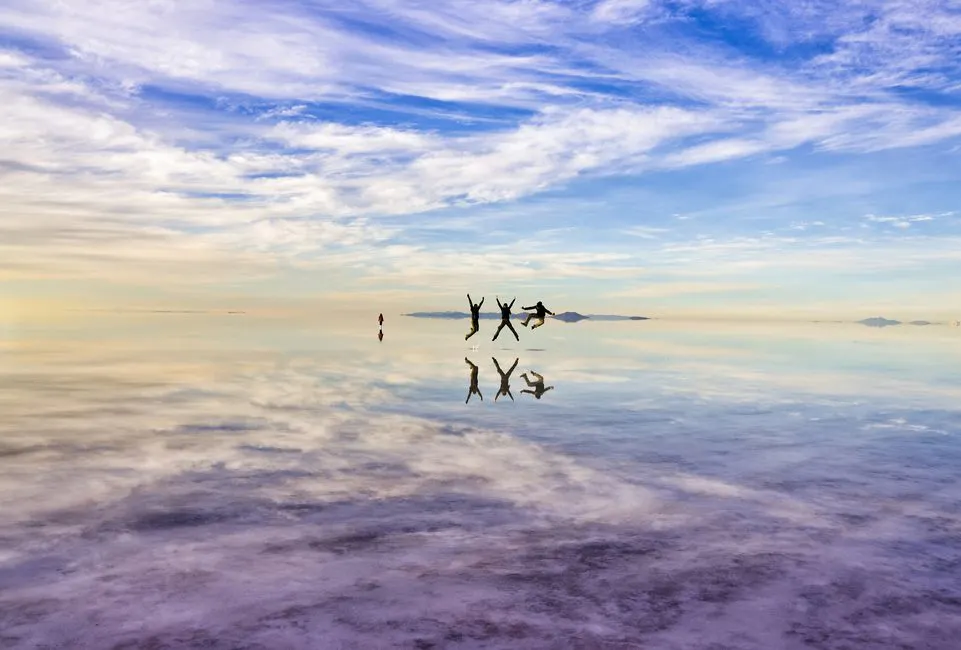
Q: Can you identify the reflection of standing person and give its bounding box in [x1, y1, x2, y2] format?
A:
[492, 356, 518, 402]
[521, 301, 555, 329]
[520, 371, 553, 399]
[378, 329, 383, 342]
[378, 313, 384, 327]
[492, 297, 519, 342]
[465, 357, 483, 403]
[465, 294, 484, 341]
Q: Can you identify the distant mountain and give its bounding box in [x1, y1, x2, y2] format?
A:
[403, 311, 532, 320]
[404, 310, 649, 322]
[909, 320, 932, 326]
[405, 311, 483, 319]
[858, 317, 901, 328]
[552, 311, 589, 322]
[584, 314, 651, 321]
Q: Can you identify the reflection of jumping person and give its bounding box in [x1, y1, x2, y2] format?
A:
[465, 294, 484, 341]
[520, 371, 553, 399]
[492, 297, 519, 342]
[465, 357, 483, 403]
[521, 301, 554, 329]
[492, 357, 518, 402]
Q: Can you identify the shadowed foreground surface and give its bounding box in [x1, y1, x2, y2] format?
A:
[2, 316, 961, 649]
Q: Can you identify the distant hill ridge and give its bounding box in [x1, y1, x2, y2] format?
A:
[857, 317, 901, 328]
[404, 310, 650, 322]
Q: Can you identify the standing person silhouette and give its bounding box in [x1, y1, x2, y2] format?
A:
[465, 357, 483, 403]
[520, 301, 554, 329]
[492, 297, 519, 342]
[378, 313, 384, 327]
[465, 294, 484, 341]
[492, 357, 518, 402]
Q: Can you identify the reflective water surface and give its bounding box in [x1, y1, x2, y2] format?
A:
[2, 315, 961, 649]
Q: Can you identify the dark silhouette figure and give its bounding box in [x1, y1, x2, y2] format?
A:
[465, 357, 483, 403]
[521, 301, 555, 329]
[492, 356, 518, 402]
[520, 371, 554, 399]
[378, 329, 383, 342]
[492, 297, 519, 342]
[378, 313, 384, 327]
[465, 294, 484, 340]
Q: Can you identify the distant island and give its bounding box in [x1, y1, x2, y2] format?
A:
[857, 317, 901, 328]
[71, 309, 246, 315]
[855, 317, 945, 328]
[553, 311, 590, 322]
[404, 310, 650, 322]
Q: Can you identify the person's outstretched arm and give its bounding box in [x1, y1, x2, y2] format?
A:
[467, 294, 472, 308]
[508, 297, 516, 309]
[478, 297, 484, 308]
[508, 357, 519, 374]
[546, 306, 555, 315]
[522, 304, 534, 311]
[496, 297, 502, 308]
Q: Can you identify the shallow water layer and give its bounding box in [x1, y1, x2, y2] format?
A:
[2, 316, 961, 649]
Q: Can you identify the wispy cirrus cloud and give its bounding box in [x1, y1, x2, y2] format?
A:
[1, 0, 960, 311]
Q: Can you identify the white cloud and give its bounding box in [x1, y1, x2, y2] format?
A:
[622, 225, 669, 238]
[591, 0, 655, 24]
[606, 281, 765, 299]
[1, 0, 960, 293]
[864, 212, 945, 230]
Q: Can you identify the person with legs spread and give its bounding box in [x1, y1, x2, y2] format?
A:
[520, 301, 555, 329]
[465, 294, 484, 341]
[465, 357, 483, 403]
[520, 370, 554, 399]
[492, 297, 519, 342]
[492, 357, 518, 402]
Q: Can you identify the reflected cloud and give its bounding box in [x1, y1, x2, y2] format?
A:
[2, 318, 961, 648]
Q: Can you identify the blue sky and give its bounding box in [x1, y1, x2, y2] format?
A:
[1, 0, 959, 318]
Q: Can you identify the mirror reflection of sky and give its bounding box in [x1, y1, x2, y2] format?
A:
[2, 316, 961, 649]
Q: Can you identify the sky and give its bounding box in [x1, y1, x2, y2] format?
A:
[1, 0, 960, 320]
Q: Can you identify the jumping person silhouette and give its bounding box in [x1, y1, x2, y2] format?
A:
[465, 357, 483, 403]
[520, 370, 554, 399]
[465, 294, 484, 341]
[492, 357, 518, 402]
[521, 301, 554, 329]
[492, 297, 519, 342]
